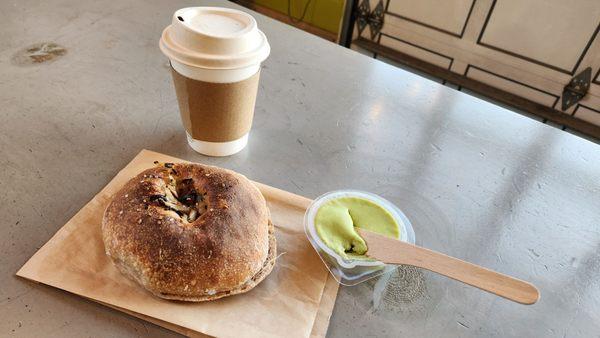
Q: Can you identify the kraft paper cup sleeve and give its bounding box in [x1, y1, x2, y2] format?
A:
[171, 67, 260, 142]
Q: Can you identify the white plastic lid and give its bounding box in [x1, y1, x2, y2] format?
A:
[160, 7, 270, 69]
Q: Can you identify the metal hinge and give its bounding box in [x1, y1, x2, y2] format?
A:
[561, 67, 591, 111]
[355, 0, 384, 40]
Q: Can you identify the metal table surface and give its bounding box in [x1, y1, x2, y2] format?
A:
[1, 0, 599, 337]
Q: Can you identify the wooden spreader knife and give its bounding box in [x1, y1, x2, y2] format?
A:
[357, 229, 540, 305]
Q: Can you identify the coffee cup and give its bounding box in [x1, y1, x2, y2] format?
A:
[160, 7, 270, 156]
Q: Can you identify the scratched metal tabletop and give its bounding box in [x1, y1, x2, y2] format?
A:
[1, 0, 599, 337]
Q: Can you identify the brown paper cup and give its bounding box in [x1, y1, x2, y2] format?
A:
[160, 7, 270, 156]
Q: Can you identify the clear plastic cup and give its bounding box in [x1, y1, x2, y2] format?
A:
[304, 190, 415, 285]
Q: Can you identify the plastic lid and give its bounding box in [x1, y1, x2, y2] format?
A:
[159, 7, 270, 69]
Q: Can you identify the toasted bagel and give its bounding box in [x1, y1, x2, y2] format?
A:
[102, 162, 275, 301]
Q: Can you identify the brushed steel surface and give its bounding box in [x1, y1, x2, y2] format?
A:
[1, 0, 599, 337]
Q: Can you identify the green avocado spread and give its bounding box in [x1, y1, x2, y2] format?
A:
[314, 197, 399, 259]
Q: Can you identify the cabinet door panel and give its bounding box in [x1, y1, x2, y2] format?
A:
[479, 0, 600, 73]
[466, 66, 559, 107]
[350, 0, 600, 133]
[380, 35, 453, 69]
[387, 0, 474, 36]
[574, 105, 600, 125]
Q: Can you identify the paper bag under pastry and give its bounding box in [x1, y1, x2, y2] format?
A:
[17, 149, 339, 338]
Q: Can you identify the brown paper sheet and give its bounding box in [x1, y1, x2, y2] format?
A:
[171, 68, 259, 142]
[17, 149, 339, 338]
[93, 272, 339, 338]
